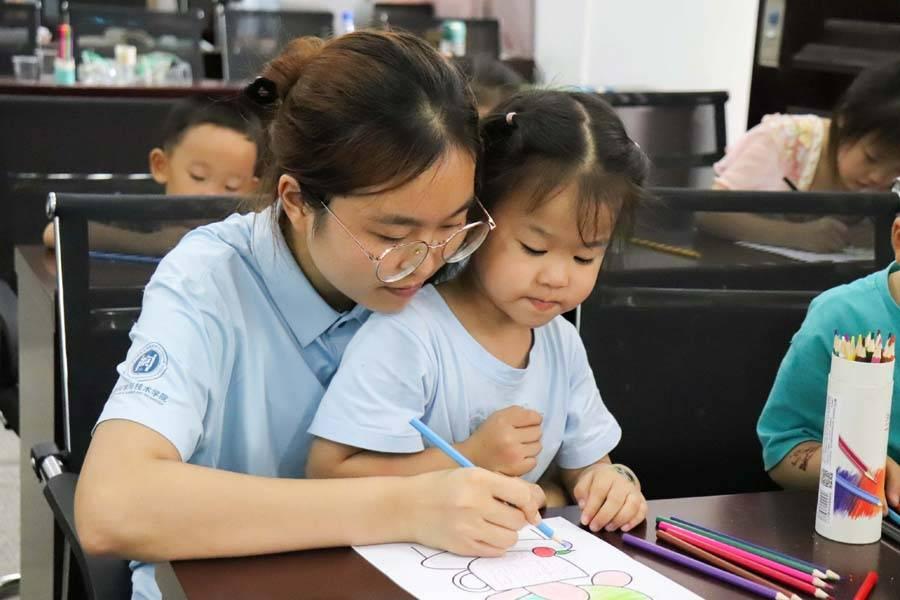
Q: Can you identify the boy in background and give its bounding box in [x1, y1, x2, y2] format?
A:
[43, 96, 262, 254]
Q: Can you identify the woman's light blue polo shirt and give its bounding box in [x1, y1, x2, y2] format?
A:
[95, 207, 369, 599]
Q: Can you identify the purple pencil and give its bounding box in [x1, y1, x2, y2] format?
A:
[623, 534, 796, 600]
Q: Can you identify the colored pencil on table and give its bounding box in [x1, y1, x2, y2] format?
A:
[887, 506, 900, 527]
[623, 534, 795, 600]
[658, 523, 830, 597]
[656, 531, 801, 600]
[866, 332, 875, 353]
[872, 345, 883, 364]
[628, 237, 702, 260]
[856, 336, 868, 362]
[847, 336, 857, 361]
[669, 516, 840, 580]
[657, 517, 833, 580]
[838, 436, 877, 482]
[408, 418, 560, 543]
[89, 251, 162, 265]
[835, 472, 882, 507]
[659, 522, 830, 589]
[852, 571, 878, 600]
[885, 335, 895, 362]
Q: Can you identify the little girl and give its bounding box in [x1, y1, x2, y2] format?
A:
[698, 59, 900, 253]
[307, 90, 650, 533]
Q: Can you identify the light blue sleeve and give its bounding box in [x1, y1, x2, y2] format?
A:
[95, 259, 229, 462]
[758, 310, 831, 471]
[555, 323, 622, 470]
[308, 313, 435, 453]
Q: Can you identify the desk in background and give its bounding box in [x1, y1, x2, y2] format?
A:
[161, 491, 900, 599]
[600, 229, 877, 293]
[0, 76, 242, 98]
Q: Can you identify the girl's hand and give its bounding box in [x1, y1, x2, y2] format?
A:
[573, 464, 646, 533]
[407, 468, 545, 557]
[794, 217, 849, 253]
[460, 406, 543, 477]
[885, 457, 900, 512]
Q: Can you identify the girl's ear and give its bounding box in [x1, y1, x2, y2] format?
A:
[149, 148, 169, 185]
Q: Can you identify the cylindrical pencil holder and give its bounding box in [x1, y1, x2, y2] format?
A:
[815, 355, 893, 544]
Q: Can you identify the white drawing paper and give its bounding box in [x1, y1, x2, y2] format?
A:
[353, 517, 702, 599]
[736, 242, 873, 264]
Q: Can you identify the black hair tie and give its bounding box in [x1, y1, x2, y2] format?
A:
[245, 77, 278, 105]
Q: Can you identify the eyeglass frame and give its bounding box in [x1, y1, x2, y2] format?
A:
[318, 197, 496, 282]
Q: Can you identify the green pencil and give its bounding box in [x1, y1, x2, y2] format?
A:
[655, 517, 830, 581]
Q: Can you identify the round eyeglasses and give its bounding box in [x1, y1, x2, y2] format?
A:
[321, 198, 496, 283]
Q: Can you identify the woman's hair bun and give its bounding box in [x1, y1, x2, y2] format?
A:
[259, 36, 326, 103]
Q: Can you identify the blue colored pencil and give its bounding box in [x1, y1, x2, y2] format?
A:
[409, 418, 559, 542]
[887, 506, 900, 527]
[835, 472, 883, 507]
[670, 516, 839, 580]
[89, 251, 162, 265]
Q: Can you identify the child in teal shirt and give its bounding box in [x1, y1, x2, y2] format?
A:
[758, 217, 900, 512]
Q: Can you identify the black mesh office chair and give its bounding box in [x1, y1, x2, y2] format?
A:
[32, 193, 240, 600]
[602, 91, 729, 188]
[68, 4, 206, 80]
[217, 6, 332, 82]
[0, 0, 38, 76]
[576, 187, 900, 499]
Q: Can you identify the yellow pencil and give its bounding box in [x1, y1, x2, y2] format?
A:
[629, 237, 702, 260]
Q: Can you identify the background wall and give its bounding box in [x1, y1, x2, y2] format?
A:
[534, 0, 760, 146]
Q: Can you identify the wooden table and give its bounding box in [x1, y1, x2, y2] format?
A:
[161, 491, 900, 599]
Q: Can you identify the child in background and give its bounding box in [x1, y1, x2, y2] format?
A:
[698, 59, 900, 253]
[42, 95, 261, 254]
[307, 90, 650, 533]
[469, 57, 525, 117]
[758, 216, 900, 512]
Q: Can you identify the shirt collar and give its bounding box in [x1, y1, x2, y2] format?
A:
[250, 206, 368, 347]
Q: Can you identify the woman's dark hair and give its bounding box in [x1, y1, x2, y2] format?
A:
[479, 90, 648, 243]
[250, 31, 480, 214]
[161, 95, 263, 153]
[829, 58, 900, 166]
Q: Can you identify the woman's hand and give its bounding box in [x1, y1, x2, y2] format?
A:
[405, 468, 545, 557]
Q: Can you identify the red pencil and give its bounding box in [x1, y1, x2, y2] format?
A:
[852, 571, 878, 600]
[838, 436, 877, 482]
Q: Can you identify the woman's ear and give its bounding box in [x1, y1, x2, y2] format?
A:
[278, 174, 312, 229]
[149, 148, 169, 185]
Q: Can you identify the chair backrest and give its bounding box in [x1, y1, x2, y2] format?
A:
[0, 94, 180, 174]
[50, 193, 241, 471]
[601, 91, 728, 188]
[68, 4, 206, 81]
[580, 286, 812, 499]
[461, 18, 500, 59]
[1, 174, 161, 285]
[0, 0, 39, 76]
[218, 7, 333, 82]
[597, 187, 900, 294]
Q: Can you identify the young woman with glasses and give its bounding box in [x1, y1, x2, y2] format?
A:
[74, 31, 544, 600]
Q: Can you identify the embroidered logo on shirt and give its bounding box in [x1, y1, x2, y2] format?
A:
[130, 343, 168, 381]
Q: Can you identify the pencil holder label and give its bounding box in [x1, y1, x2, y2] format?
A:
[815, 355, 893, 544]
